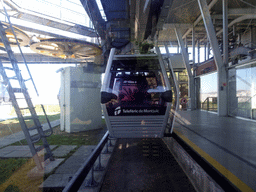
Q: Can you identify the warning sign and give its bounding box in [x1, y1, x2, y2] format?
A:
[180, 98, 187, 104]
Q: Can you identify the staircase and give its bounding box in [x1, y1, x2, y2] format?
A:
[0, 4, 54, 170]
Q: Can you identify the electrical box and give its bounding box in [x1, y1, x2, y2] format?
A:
[60, 67, 102, 133]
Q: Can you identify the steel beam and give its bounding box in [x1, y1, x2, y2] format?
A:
[182, 0, 218, 39]
[192, 27, 195, 64]
[229, 8, 256, 16]
[197, 0, 228, 116]
[175, 27, 195, 110]
[1, 0, 97, 37]
[223, 0, 228, 65]
[163, 23, 193, 29]
[0, 53, 94, 63]
[197, 40, 200, 64]
[164, 43, 180, 130]
[80, 0, 106, 39]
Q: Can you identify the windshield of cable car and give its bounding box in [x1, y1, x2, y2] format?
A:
[105, 57, 168, 116]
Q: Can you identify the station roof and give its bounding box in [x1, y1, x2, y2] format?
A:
[0, 0, 256, 62]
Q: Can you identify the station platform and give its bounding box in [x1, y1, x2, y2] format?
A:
[172, 110, 256, 192]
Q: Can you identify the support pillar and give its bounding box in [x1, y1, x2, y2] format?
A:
[197, 0, 228, 116]
[207, 41, 210, 59]
[164, 43, 180, 115]
[175, 27, 196, 110]
[197, 40, 200, 63]
[192, 27, 196, 64]
[204, 43, 207, 61]
[223, 0, 228, 66]
[195, 77, 201, 109]
[251, 26, 256, 48]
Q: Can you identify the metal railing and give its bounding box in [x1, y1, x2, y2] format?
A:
[201, 97, 218, 112]
[63, 131, 111, 192]
[229, 95, 256, 119]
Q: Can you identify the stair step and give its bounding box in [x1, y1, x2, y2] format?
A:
[23, 116, 39, 120]
[0, 22, 53, 164]
[20, 107, 34, 110]
[31, 134, 41, 143]
[0, 47, 6, 51]
[8, 76, 18, 80]
[24, 78, 31, 82]
[28, 125, 42, 131]
[0, 56, 10, 61]
[15, 97, 32, 100]
[3, 26, 11, 31]
[3, 66, 14, 70]
[43, 129, 53, 137]
[12, 88, 23, 92]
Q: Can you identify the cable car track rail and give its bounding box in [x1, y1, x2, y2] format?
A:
[62, 131, 240, 192]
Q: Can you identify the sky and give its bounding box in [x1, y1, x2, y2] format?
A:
[0, 64, 73, 107]
[200, 72, 217, 94]
[25, 64, 75, 105]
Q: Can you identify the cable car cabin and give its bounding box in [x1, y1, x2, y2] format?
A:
[101, 49, 173, 138]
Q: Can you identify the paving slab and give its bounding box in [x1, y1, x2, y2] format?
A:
[28, 158, 65, 178]
[4, 150, 32, 158]
[41, 145, 96, 189]
[0, 120, 60, 148]
[40, 173, 74, 188]
[41, 141, 117, 191]
[55, 145, 96, 174]
[0, 145, 57, 158]
[53, 145, 77, 157]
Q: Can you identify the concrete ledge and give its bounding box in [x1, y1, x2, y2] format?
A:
[163, 137, 224, 192]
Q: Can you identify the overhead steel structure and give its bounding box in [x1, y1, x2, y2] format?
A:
[0, 0, 255, 117]
[1, 0, 97, 38]
[78, 0, 256, 116]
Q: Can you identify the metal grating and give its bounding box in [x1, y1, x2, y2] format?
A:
[109, 116, 165, 138]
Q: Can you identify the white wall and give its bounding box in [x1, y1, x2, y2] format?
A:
[60, 67, 102, 132]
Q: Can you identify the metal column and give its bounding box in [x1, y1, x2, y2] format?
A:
[207, 41, 211, 60]
[164, 43, 180, 112]
[197, 0, 228, 116]
[223, 0, 228, 65]
[192, 27, 196, 65]
[197, 40, 200, 63]
[175, 27, 196, 110]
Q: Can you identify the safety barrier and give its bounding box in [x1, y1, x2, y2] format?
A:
[63, 131, 112, 192]
[201, 97, 217, 111]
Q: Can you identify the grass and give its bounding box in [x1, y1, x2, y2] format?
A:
[0, 158, 28, 186]
[0, 113, 60, 138]
[0, 158, 30, 192]
[1, 125, 107, 192]
[11, 125, 107, 146]
[0, 116, 107, 192]
[0, 158, 44, 192]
